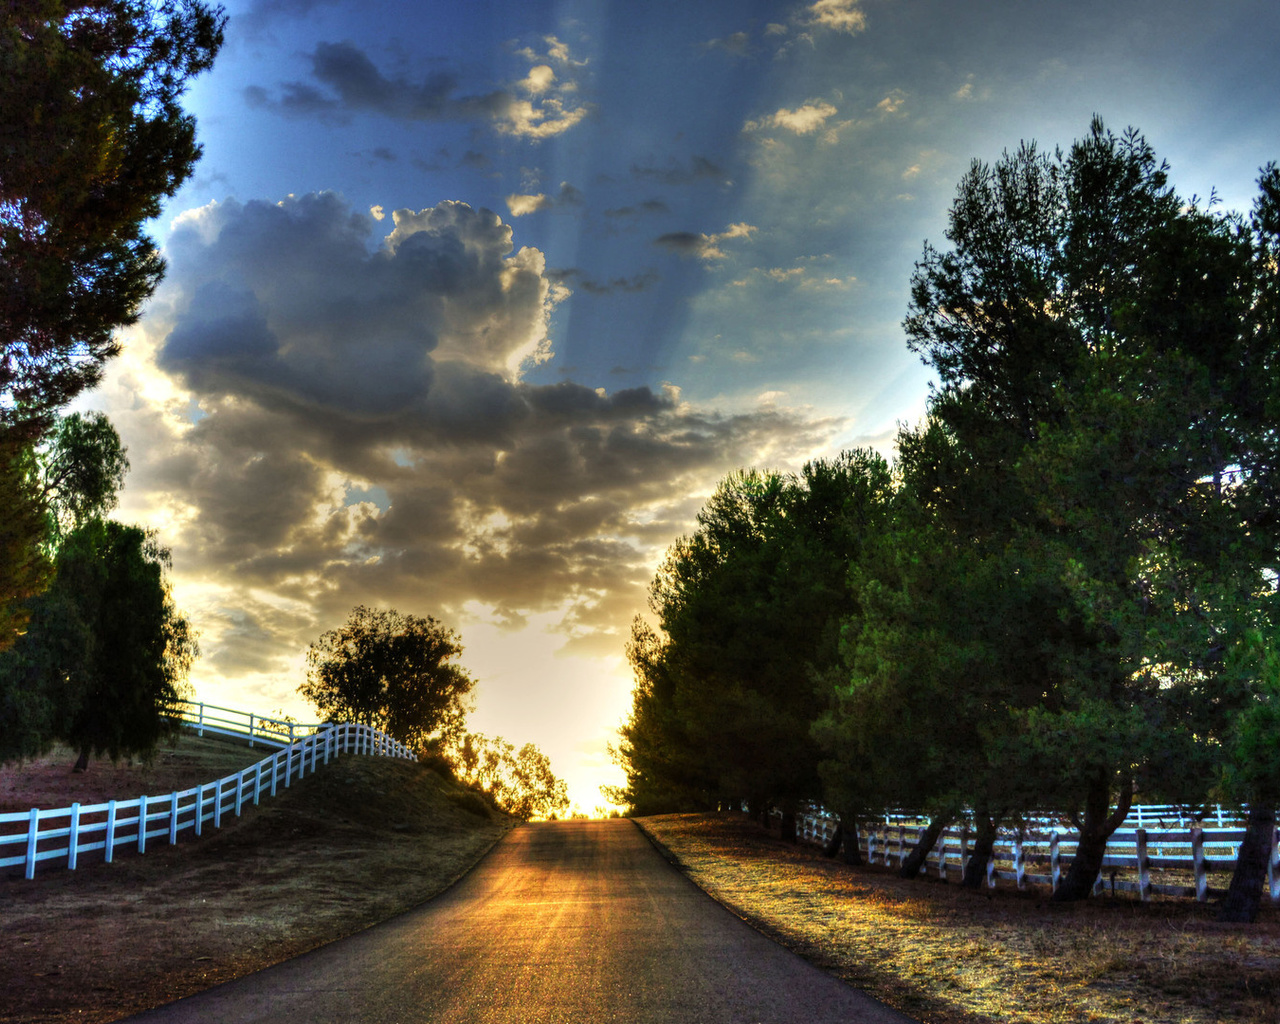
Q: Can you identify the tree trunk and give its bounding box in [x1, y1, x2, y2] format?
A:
[1052, 774, 1132, 902]
[1218, 807, 1275, 923]
[841, 815, 864, 865]
[780, 808, 798, 843]
[822, 822, 843, 859]
[900, 810, 956, 879]
[960, 808, 999, 888]
[72, 747, 90, 773]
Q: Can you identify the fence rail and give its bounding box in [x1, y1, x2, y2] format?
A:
[174, 699, 323, 749]
[785, 807, 1280, 904]
[1, 712, 415, 881]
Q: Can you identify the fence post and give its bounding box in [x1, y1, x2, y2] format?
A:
[1192, 826, 1207, 902]
[235, 773, 245, 817]
[270, 754, 278, 797]
[937, 835, 949, 879]
[1050, 831, 1060, 893]
[138, 795, 148, 854]
[68, 803, 81, 870]
[193, 786, 202, 837]
[248, 713, 255, 748]
[1014, 836, 1026, 889]
[868, 830, 877, 864]
[25, 808, 39, 880]
[254, 761, 263, 805]
[1136, 828, 1151, 901]
[960, 825, 970, 878]
[288, 722, 296, 746]
[197, 702, 205, 737]
[1269, 823, 1280, 902]
[213, 778, 222, 829]
[105, 801, 117, 864]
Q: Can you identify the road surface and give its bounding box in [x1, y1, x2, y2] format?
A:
[126, 818, 916, 1023]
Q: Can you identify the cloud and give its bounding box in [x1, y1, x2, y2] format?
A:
[553, 270, 661, 295]
[744, 100, 839, 135]
[630, 156, 731, 187]
[655, 222, 757, 261]
[805, 0, 867, 34]
[101, 192, 834, 694]
[247, 40, 590, 140]
[705, 31, 753, 57]
[505, 182, 584, 217]
[507, 193, 553, 217]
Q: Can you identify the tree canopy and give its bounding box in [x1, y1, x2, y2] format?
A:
[300, 605, 476, 754]
[1, 0, 225, 436]
[614, 119, 1280, 910]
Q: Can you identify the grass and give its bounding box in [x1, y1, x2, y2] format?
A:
[638, 812, 1280, 1024]
[0, 734, 512, 1023]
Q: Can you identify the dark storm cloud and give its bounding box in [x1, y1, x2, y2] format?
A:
[122, 191, 835, 676]
[247, 42, 589, 139]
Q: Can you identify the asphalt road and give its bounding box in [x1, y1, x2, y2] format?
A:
[126, 818, 916, 1023]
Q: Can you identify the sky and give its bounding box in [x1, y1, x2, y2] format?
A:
[82, 0, 1280, 812]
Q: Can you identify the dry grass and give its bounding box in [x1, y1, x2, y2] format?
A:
[0, 735, 513, 1024]
[638, 813, 1280, 1024]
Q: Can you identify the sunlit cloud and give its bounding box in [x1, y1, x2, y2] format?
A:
[654, 221, 757, 261]
[806, 0, 867, 34]
[744, 100, 839, 136]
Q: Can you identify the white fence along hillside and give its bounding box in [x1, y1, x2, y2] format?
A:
[787, 807, 1280, 903]
[0, 705, 415, 881]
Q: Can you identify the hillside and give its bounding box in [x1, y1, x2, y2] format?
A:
[0, 736, 513, 1024]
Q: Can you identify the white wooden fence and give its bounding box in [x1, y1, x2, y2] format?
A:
[0, 708, 415, 881]
[785, 806, 1280, 903]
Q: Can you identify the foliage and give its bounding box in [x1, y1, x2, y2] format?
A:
[300, 605, 475, 754]
[37, 411, 129, 539]
[614, 452, 893, 818]
[449, 732, 569, 820]
[0, 518, 197, 766]
[0, 436, 51, 653]
[0, 0, 225, 436]
[890, 118, 1280, 899]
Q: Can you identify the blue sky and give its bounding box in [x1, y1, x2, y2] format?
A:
[87, 0, 1280, 810]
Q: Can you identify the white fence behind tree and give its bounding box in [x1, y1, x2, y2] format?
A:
[175, 699, 322, 748]
[785, 807, 1280, 904]
[0, 712, 415, 881]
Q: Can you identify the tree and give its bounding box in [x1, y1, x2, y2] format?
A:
[300, 605, 475, 754]
[37, 411, 129, 538]
[450, 733, 570, 821]
[614, 453, 893, 829]
[0, 517, 198, 767]
[0, 436, 51, 653]
[903, 119, 1280, 900]
[0, 413, 193, 766]
[1, 0, 226, 436]
[0, 0, 224, 652]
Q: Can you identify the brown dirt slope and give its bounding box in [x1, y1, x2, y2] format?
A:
[1, 739, 513, 1024]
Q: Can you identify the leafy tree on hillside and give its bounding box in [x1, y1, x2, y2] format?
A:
[0, 414, 196, 766]
[0, 518, 198, 768]
[901, 119, 1280, 901]
[449, 733, 569, 821]
[301, 606, 476, 754]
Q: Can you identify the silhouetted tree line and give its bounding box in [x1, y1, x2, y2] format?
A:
[611, 120, 1280, 922]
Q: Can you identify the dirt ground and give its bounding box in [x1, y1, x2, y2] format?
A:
[0, 735, 513, 1024]
[639, 813, 1280, 1024]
